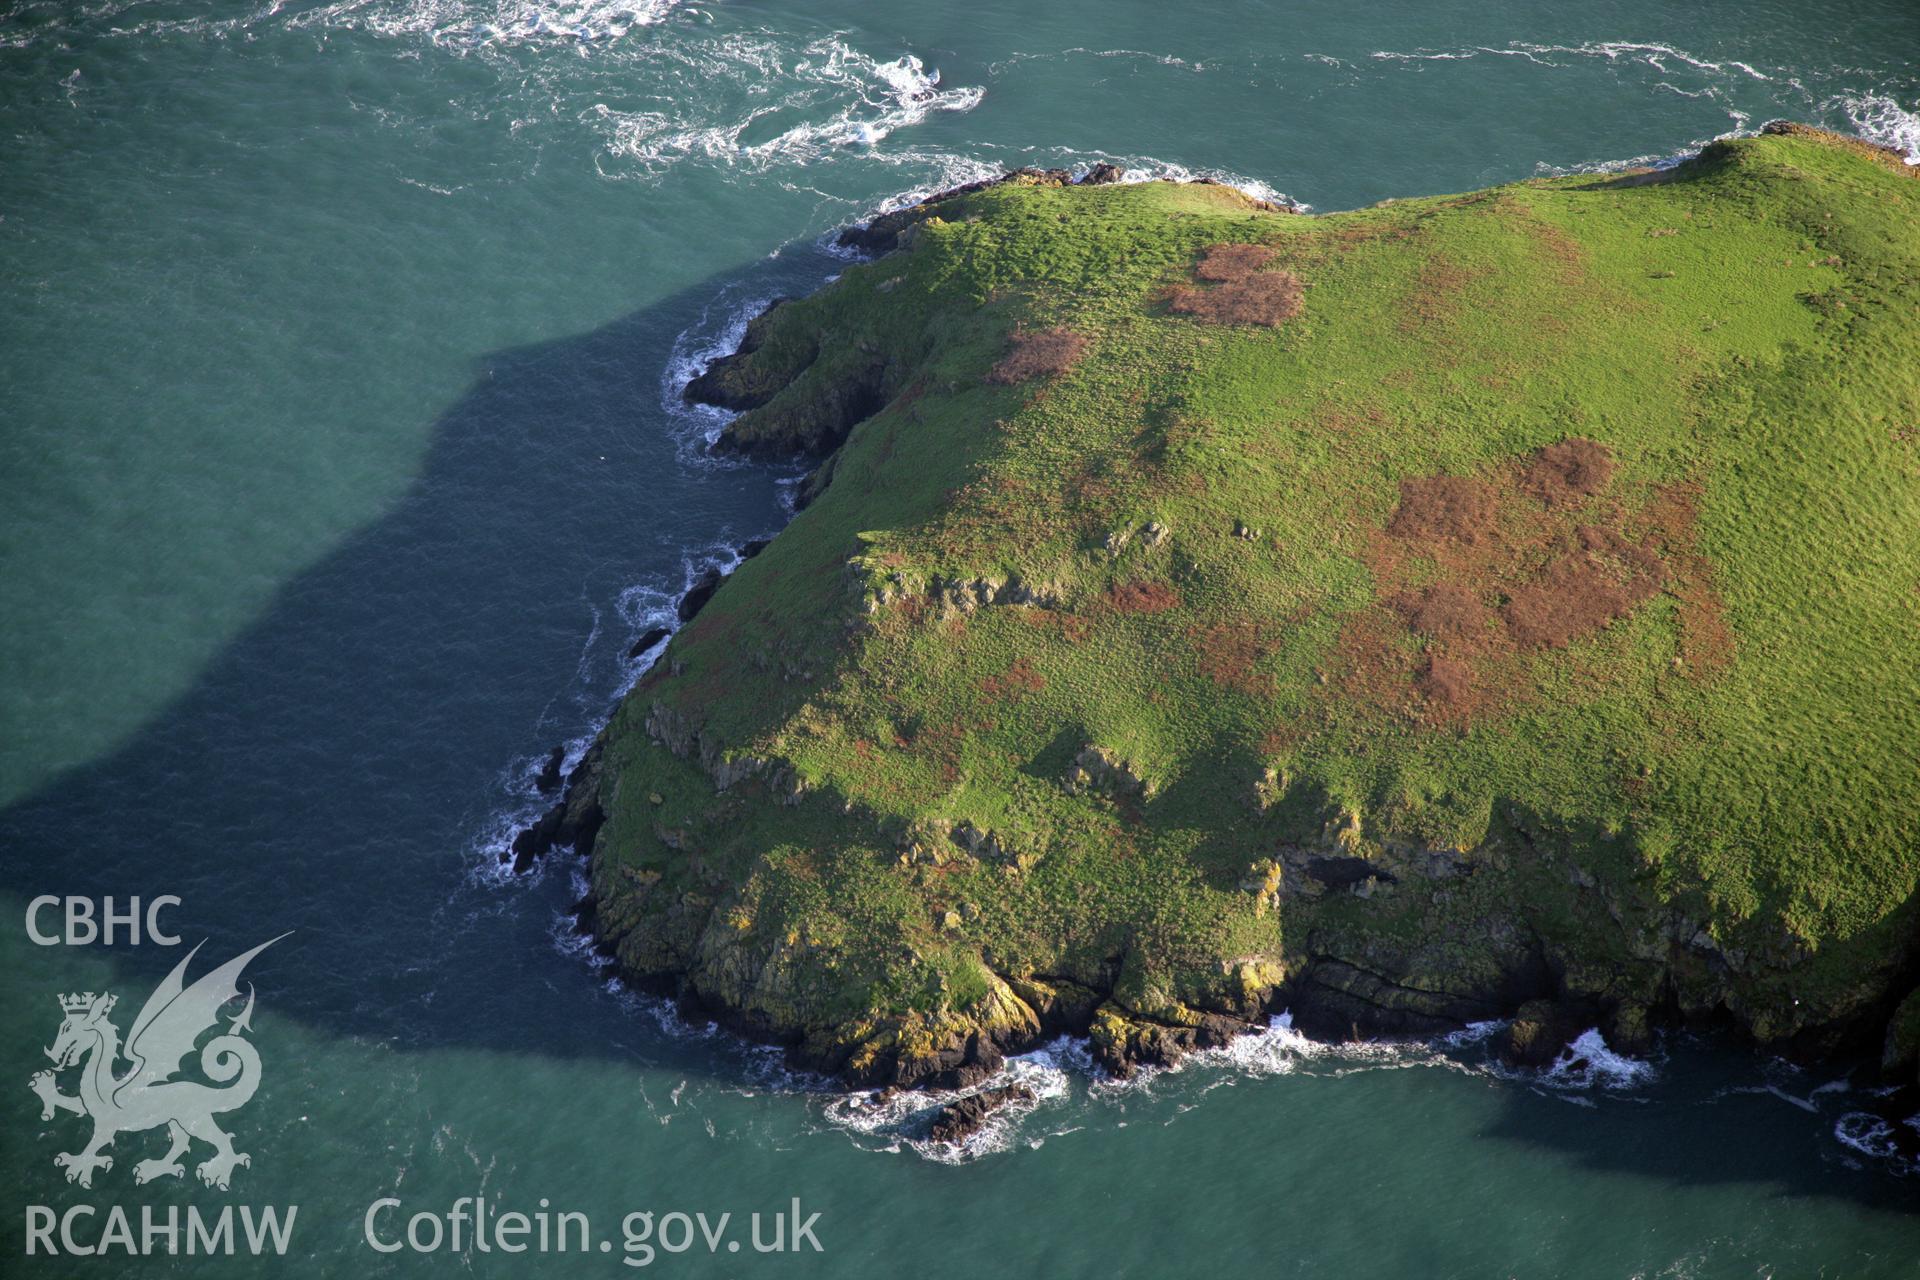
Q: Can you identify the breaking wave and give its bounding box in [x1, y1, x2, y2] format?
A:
[807, 1012, 1664, 1163]
[284, 0, 684, 50]
[588, 42, 984, 180]
[464, 531, 763, 885]
[658, 287, 801, 452]
[1831, 91, 1920, 163]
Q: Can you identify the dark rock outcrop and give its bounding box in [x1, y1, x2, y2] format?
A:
[1303, 855, 1397, 891]
[834, 164, 1131, 257]
[677, 568, 724, 622]
[928, 1084, 1037, 1146]
[710, 350, 893, 459]
[1287, 953, 1547, 1041]
[1089, 1003, 1258, 1077]
[533, 745, 565, 795]
[1496, 998, 1589, 1068]
[683, 298, 794, 412]
[626, 626, 671, 660]
[505, 740, 607, 874]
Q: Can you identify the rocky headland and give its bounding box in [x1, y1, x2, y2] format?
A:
[517, 127, 1920, 1140]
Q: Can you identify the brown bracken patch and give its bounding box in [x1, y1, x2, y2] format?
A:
[1638, 481, 1735, 674]
[1501, 528, 1664, 650]
[1169, 270, 1305, 328]
[1389, 582, 1492, 641]
[1417, 653, 1473, 704]
[981, 657, 1047, 701]
[1397, 252, 1489, 336]
[1190, 621, 1274, 697]
[1193, 242, 1277, 283]
[988, 327, 1088, 384]
[1331, 445, 1718, 726]
[1386, 473, 1497, 545]
[1521, 438, 1616, 508]
[1105, 579, 1182, 614]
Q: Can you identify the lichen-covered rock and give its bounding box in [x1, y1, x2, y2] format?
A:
[1063, 745, 1152, 799]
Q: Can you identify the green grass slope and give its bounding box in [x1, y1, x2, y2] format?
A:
[581, 126, 1920, 1086]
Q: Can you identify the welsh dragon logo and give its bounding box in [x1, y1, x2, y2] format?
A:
[29, 935, 286, 1190]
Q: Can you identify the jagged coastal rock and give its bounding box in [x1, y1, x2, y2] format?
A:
[542, 127, 1920, 1096]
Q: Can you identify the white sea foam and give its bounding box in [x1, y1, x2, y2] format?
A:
[1060, 47, 1208, 73]
[1829, 92, 1920, 163]
[1835, 1111, 1901, 1159]
[1370, 40, 1772, 79]
[466, 522, 772, 887]
[463, 718, 602, 884]
[588, 41, 983, 180]
[1529, 141, 1717, 179]
[815, 1010, 1664, 1161]
[658, 287, 793, 450]
[822, 1038, 1078, 1163]
[1538, 1028, 1658, 1090]
[614, 582, 676, 654]
[44, 4, 991, 194]
[286, 0, 682, 52]
[984, 47, 1207, 76]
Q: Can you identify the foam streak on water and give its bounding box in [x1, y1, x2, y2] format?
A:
[1364, 37, 1919, 166]
[587, 40, 984, 180]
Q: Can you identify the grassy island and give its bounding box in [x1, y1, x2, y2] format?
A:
[560, 125, 1919, 1091]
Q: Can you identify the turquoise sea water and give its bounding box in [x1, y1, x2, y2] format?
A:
[3, 1, 1918, 1274]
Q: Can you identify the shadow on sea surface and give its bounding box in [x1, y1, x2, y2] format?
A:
[2, 242, 1915, 1215]
[0, 252, 821, 1072]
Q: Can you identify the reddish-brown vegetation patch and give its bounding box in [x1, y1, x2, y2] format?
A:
[1023, 608, 1093, 645]
[1417, 653, 1474, 706]
[1190, 621, 1274, 697]
[981, 657, 1047, 701]
[1193, 242, 1277, 282]
[1169, 270, 1304, 327]
[987, 327, 1088, 384]
[1387, 473, 1498, 545]
[1330, 608, 1421, 713]
[1521, 438, 1616, 508]
[1389, 582, 1491, 641]
[1501, 530, 1664, 650]
[1333, 446, 1711, 726]
[1397, 253, 1489, 336]
[1637, 481, 1735, 674]
[1105, 579, 1182, 614]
